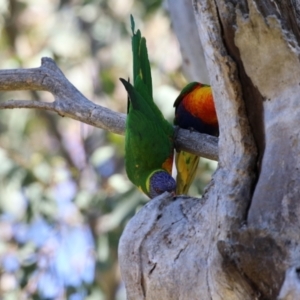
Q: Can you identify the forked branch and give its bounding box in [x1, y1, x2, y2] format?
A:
[0, 57, 218, 161]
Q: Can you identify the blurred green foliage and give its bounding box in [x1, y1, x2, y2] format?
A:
[0, 0, 216, 299]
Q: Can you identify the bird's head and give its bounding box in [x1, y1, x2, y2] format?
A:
[147, 170, 176, 199]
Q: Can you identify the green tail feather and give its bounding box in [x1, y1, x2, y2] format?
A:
[131, 16, 152, 98]
[139, 37, 152, 98]
[130, 14, 135, 34]
[132, 30, 141, 85]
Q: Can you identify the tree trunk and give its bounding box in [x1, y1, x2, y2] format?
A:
[118, 0, 300, 299]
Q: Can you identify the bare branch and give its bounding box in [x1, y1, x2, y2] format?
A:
[0, 100, 55, 110]
[175, 129, 218, 161]
[0, 57, 218, 161]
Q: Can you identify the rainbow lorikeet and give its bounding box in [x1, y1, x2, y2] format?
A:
[119, 17, 176, 199]
[174, 82, 218, 194]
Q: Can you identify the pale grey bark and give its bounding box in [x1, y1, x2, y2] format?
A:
[119, 0, 300, 299]
[278, 268, 300, 300]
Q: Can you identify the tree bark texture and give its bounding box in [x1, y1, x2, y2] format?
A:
[118, 0, 300, 299]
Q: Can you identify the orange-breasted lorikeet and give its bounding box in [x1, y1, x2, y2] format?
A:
[120, 16, 176, 199]
[174, 82, 218, 194]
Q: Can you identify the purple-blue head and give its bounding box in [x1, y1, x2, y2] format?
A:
[147, 170, 176, 199]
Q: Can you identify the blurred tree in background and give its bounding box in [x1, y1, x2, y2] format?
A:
[0, 0, 216, 299]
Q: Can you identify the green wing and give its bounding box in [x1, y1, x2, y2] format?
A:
[121, 78, 174, 193]
[121, 78, 173, 140]
[126, 111, 172, 193]
[134, 77, 169, 132]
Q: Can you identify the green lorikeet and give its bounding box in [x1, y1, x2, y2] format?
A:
[120, 17, 176, 199]
[174, 82, 219, 194]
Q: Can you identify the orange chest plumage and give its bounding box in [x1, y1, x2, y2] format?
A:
[175, 85, 219, 136]
[182, 86, 217, 126]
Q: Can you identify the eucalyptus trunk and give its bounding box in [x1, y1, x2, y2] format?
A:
[118, 0, 300, 299]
